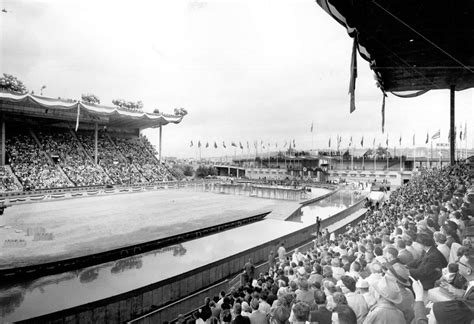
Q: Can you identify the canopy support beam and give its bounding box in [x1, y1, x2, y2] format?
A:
[94, 123, 98, 165]
[159, 125, 162, 163]
[450, 86, 455, 166]
[1, 116, 5, 166]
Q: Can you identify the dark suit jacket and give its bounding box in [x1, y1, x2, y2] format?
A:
[309, 305, 332, 324]
[409, 246, 448, 290]
[232, 314, 251, 324]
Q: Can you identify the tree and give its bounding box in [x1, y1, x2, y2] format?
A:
[153, 108, 160, 114]
[81, 93, 100, 104]
[173, 107, 188, 117]
[182, 164, 194, 177]
[0, 74, 27, 94]
[112, 98, 144, 111]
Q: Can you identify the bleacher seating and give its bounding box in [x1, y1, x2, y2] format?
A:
[6, 133, 70, 190]
[0, 127, 175, 193]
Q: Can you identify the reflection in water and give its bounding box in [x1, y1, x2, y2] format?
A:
[0, 288, 25, 317]
[111, 256, 143, 274]
[289, 190, 360, 224]
[0, 243, 187, 320]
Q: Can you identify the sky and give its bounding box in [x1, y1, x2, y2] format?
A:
[1, 0, 473, 158]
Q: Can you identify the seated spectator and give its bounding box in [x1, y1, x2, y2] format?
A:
[331, 304, 357, 324]
[309, 289, 331, 324]
[338, 275, 368, 324]
[363, 276, 405, 324]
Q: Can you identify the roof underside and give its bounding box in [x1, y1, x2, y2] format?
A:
[317, 0, 474, 92]
[0, 92, 183, 130]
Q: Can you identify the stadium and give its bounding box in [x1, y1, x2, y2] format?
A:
[1, 1, 474, 324]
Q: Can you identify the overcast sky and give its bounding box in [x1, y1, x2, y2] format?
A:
[1, 0, 473, 158]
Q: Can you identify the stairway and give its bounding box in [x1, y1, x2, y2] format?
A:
[4, 165, 23, 190]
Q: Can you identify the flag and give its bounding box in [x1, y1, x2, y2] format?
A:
[349, 38, 357, 113]
[425, 132, 429, 144]
[190, 140, 193, 147]
[205, 142, 209, 148]
[360, 136, 364, 147]
[293, 139, 296, 147]
[431, 130, 440, 140]
[329, 137, 331, 148]
[460, 123, 463, 140]
[222, 141, 226, 148]
[464, 122, 467, 140]
[247, 141, 250, 149]
[412, 134, 415, 146]
[399, 135, 402, 146]
[239, 142, 243, 149]
[386, 135, 389, 147]
[310, 122, 313, 133]
[349, 136, 352, 147]
[373, 137, 376, 147]
[75, 105, 81, 132]
[198, 140, 201, 148]
[214, 142, 217, 149]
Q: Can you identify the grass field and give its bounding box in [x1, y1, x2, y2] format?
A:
[0, 188, 301, 268]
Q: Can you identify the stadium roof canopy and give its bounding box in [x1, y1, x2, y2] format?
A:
[0, 91, 183, 130]
[316, 0, 474, 93]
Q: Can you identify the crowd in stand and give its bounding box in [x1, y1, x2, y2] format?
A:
[38, 129, 111, 186]
[0, 166, 22, 192]
[180, 165, 474, 324]
[6, 133, 71, 190]
[0, 129, 175, 193]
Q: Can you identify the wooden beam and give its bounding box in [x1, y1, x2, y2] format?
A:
[450, 85, 455, 165]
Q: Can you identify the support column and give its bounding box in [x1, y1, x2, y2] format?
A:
[450, 86, 455, 165]
[1, 118, 5, 166]
[159, 125, 162, 163]
[94, 123, 98, 165]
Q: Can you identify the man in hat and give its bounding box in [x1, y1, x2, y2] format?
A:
[383, 262, 415, 324]
[409, 231, 447, 290]
[363, 276, 405, 324]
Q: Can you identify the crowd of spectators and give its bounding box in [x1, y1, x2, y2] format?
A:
[37, 129, 111, 186]
[0, 129, 175, 192]
[114, 136, 174, 182]
[6, 133, 70, 190]
[77, 132, 147, 185]
[180, 164, 474, 324]
[0, 166, 22, 192]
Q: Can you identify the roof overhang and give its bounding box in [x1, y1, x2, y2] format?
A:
[316, 0, 474, 92]
[0, 91, 184, 130]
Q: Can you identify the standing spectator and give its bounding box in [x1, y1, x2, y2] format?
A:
[409, 232, 447, 290]
[232, 303, 250, 324]
[278, 243, 286, 263]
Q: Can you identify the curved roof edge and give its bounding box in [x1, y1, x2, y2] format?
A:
[0, 91, 184, 129]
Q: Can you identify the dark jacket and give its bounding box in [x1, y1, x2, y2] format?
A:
[309, 305, 332, 324]
[409, 246, 448, 290]
[232, 314, 251, 324]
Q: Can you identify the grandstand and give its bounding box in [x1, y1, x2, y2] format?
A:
[0, 91, 184, 192]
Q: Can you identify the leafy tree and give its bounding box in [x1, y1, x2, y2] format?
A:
[112, 98, 144, 111]
[153, 108, 160, 114]
[173, 107, 188, 117]
[81, 93, 100, 104]
[182, 164, 194, 177]
[0, 74, 27, 94]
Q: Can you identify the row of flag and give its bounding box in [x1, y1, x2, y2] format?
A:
[189, 140, 297, 150]
[328, 126, 467, 148]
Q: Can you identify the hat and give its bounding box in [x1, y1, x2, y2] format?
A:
[356, 279, 369, 289]
[384, 263, 411, 287]
[373, 276, 403, 304]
